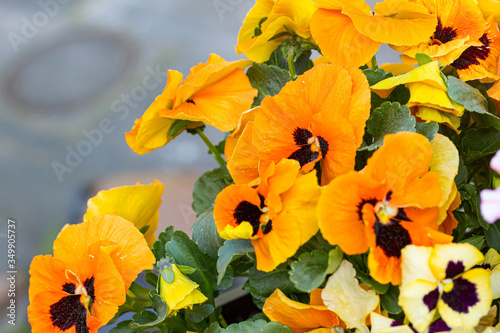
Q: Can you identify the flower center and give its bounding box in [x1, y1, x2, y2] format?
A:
[233, 194, 273, 236]
[374, 201, 398, 224]
[288, 127, 329, 168]
[442, 278, 454, 293]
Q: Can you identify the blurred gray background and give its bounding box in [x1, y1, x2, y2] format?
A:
[0, 0, 396, 331]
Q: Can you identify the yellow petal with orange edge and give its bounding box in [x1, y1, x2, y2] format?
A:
[380, 63, 416, 76]
[315, 0, 372, 12]
[437, 268, 492, 331]
[125, 70, 189, 154]
[279, 168, 320, 245]
[84, 180, 164, 248]
[174, 54, 253, 104]
[225, 107, 259, 163]
[263, 289, 340, 333]
[252, 210, 302, 272]
[258, 159, 300, 208]
[438, 183, 461, 234]
[53, 215, 155, 290]
[226, 121, 261, 185]
[488, 73, 500, 101]
[322, 260, 379, 333]
[267, 0, 316, 33]
[371, 61, 448, 97]
[415, 106, 461, 131]
[429, 133, 459, 218]
[429, 243, 484, 280]
[163, 69, 257, 132]
[346, 0, 437, 46]
[407, 83, 465, 115]
[478, 0, 500, 23]
[160, 264, 207, 316]
[236, 0, 274, 55]
[311, 8, 381, 68]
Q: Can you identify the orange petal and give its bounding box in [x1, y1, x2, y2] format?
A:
[368, 246, 403, 285]
[226, 120, 261, 185]
[311, 8, 382, 68]
[263, 289, 340, 333]
[225, 107, 259, 163]
[346, 0, 437, 46]
[163, 68, 257, 132]
[318, 172, 385, 254]
[53, 216, 155, 290]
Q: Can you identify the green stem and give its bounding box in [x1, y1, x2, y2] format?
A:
[195, 128, 225, 167]
[219, 314, 229, 328]
[208, 298, 219, 324]
[371, 55, 378, 70]
[287, 48, 297, 80]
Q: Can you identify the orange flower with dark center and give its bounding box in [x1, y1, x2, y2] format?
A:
[392, 0, 486, 66]
[452, 16, 500, 82]
[28, 216, 155, 332]
[227, 63, 370, 185]
[215, 159, 320, 272]
[318, 132, 453, 285]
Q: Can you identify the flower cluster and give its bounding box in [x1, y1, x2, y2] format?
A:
[28, 0, 500, 332]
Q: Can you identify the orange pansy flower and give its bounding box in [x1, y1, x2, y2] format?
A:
[236, 0, 316, 63]
[214, 159, 320, 272]
[392, 0, 486, 66]
[28, 245, 125, 332]
[126, 54, 257, 154]
[227, 63, 370, 186]
[317, 132, 453, 285]
[452, 16, 500, 82]
[53, 216, 155, 290]
[310, 0, 437, 67]
[263, 289, 342, 333]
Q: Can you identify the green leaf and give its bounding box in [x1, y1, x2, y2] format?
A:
[246, 266, 300, 299]
[204, 323, 222, 333]
[363, 102, 416, 151]
[247, 63, 291, 107]
[166, 230, 217, 296]
[415, 122, 439, 142]
[224, 320, 292, 333]
[463, 128, 500, 164]
[415, 53, 433, 66]
[485, 221, 500, 252]
[192, 207, 225, 259]
[185, 303, 215, 323]
[461, 184, 490, 230]
[192, 166, 233, 217]
[380, 285, 403, 314]
[455, 157, 467, 189]
[447, 76, 489, 113]
[289, 250, 329, 292]
[130, 293, 168, 329]
[362, 68, 392, 86]
[152, 226, 174, 262]
[459, 235, 485, 250]
[108, 320, 135, 333]
[169, 119, 193, 138]
[217, 239, 255, 285]
[289, 248, 343, 292]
